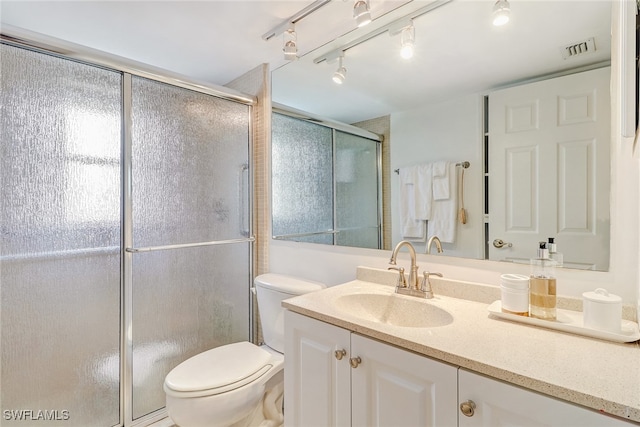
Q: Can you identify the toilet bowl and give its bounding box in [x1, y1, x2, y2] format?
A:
[164, 273, 325, 427]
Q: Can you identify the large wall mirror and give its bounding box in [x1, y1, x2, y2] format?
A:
[272, 0, 613, 271]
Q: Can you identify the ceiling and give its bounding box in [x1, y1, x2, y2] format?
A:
[0, 0, 412, 86]
[272, 0, 612, 123]
[1, 1, 612, 124]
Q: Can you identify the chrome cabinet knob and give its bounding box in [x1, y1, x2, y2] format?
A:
[460, 400, 476, 417]
[334, 349, 347, 360]
[349, 356, 362, 368]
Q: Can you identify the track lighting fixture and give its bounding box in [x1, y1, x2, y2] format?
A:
[388, 18, 415, 60]
[353, 0, 372, 28]
[332, 55, 347, 85]
[283, 26, 298, 60]
[314, 1, 453, 83]
[492, 0, 510, 26]
[399, 21, 415, 59]
[262, 0, 332, 57]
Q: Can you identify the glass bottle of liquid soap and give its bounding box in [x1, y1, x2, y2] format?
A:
[530, 241, 557, 320]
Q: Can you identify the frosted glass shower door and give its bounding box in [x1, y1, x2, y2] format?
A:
[335, 131, 380, 249]
[1, 45, 122, 426]
[272, 113, 334, 244]
[129, 77, 252, 419]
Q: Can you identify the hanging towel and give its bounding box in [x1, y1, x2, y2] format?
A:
[428, 163, 458, 243]
[413, 163, 433, 220]
[432, 161, 450, 201]
[399, 167, 425, 239]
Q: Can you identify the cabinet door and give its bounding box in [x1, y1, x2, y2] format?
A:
[351, 334, 458, 427]
[284, 311, 351, 427]
[459, 369, 635, 426]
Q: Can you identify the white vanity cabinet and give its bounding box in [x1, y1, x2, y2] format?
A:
[284, 311, 458, 427]
[458, 369, 635, 427]
[285, 310, 637, 427]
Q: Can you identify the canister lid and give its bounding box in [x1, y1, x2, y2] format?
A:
[582, 288, 622, 304]
[500, 273, 529, 290]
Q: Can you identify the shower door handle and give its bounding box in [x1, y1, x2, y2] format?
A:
[239, 163, 250, 237]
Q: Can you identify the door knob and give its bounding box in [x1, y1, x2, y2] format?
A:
[334, 349, 347, 360]
[349, 356, 362, 368]
[460, 400, 476, 417]
[492, 238, 513, 248]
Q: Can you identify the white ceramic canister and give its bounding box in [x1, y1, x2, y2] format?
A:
[500, 273, 530, 316]
[582, 288, 622, 333]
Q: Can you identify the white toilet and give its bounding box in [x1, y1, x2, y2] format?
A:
[163, 273, 325, 427]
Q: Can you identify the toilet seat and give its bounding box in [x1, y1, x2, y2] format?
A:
[164, 342, 276, 398]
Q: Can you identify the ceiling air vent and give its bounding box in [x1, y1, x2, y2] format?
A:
[561, 37, 596, 59]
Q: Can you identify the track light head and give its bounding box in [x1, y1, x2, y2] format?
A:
[332, 56, 347, 84]
[492, 0, 510, 26]
[399, 23, 415, 59]
[333, 67, 347, 84]
[283, 27, 298, 60]
[353, 0, 372, 28]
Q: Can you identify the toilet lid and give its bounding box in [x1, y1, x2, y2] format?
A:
[254, 273, 325, 295]
[165, 341, 272, 393]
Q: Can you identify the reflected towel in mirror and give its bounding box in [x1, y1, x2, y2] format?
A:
[432, 161, 450, 200]
[427, 163, 458, 243]
[399, 166, 426, 239]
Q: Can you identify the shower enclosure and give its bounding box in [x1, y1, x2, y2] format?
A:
[1, 36, 253, 427]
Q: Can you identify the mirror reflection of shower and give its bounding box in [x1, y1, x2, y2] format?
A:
[272, 109, 383, 249]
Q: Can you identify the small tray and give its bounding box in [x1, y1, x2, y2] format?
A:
[487, 300, 640, 343]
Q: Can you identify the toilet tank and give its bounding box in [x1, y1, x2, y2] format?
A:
[254, 273, 325, 353]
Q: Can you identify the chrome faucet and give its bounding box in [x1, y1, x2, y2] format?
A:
[426, 235, 443, 254]
[389, 240, 420, 294]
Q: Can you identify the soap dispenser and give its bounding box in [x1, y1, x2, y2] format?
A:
[547, 237, 564, 267]
[530, 241, 557, 320]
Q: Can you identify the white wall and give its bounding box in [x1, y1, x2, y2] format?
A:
[390, 93, 484, 258]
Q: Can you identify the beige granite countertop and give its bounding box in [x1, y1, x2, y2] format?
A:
[282, 267, 640, 424]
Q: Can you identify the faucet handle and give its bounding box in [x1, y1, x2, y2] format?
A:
[420, 271, 443, 298]
[388, 266, 407, 288]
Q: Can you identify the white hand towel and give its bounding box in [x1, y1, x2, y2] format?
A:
[432, 161, 450, 201]
[428, 163, 458, 243]
[399, 167, 425, 238]
[413, 163, 433, 220]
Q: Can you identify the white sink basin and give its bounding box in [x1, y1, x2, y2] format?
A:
[334, 292, 454, 328]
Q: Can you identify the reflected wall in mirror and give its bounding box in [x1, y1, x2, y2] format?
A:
[272, 0, 612, 271]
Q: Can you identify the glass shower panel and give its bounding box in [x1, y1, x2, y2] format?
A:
[130, 77, 251, 419]
[272, 113, 333, 244]
[0, 44, 122, 426]
[335, 131, 380, 249]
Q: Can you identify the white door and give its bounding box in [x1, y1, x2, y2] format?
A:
[459, 369, 634, 426]
[350, 334, 457, 427]
[488, 67, 610, 270]
[284, 311, 351, 427]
